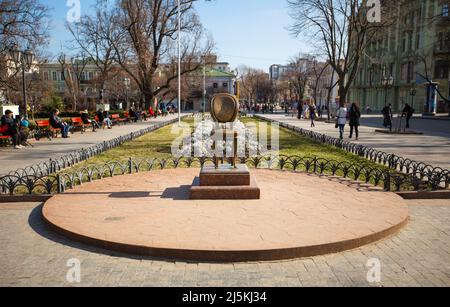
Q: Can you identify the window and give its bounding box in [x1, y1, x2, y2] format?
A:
[213, 83, 218, 89]
[368, 67, 374, 85]
[408, 34, 413, 51]
[61, 72, 65, 81]
[52, 72, 57, 81]
[407, 62, 414, 83]
[435, 60, 449, 79]
[443, 4, 449, 17]
[223, 82, 228, 88]
[43, 72, 49, 81]
[401, 63, 410, 82]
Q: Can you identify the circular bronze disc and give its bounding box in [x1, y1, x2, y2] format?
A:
[210, 93, 239, 123]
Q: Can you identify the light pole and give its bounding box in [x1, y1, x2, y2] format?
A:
[124, 78, 131, 110]
[177, 0, 182, 126]
[202, 55, 207, 119]
[9, 44, 34, 117]
[410, 87, 417, 109]
[382, 75, 394, 107]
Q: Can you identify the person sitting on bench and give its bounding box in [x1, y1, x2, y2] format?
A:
[0, 110, 27, 149]
[49, 109, 71, 138]
[97, 109, 112, 129]
[129, 108, 137, 122]
[81, 110, 99, 132]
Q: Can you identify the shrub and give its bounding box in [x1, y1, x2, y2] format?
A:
[42, 96, 64, 114]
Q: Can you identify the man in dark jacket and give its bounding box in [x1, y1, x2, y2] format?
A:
[382, 104, 393, 132]
[49, 109, 71, 138]
[0, 110, 26, 149]
[402, 103, 414, 129]
[81, 110, 98, 132]
[349, 103, 361, 140]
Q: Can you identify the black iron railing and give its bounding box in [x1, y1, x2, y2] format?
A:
[0, 155, 447, 196]
[2, 116, 187, 178]
[254, 115, 449, 190]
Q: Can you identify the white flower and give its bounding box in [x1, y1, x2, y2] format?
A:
[175, 119, 264, 158]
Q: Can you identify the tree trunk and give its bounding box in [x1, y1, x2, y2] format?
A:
[143, 92, 154, 111]
[338, 83, 347, 108]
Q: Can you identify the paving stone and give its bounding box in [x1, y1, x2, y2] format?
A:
[0, 201, 449, 286]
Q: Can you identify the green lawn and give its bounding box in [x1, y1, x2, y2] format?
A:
[62, 116, 387, 173]
[239, 117, 378, 167]
[15, 115, 415, 195]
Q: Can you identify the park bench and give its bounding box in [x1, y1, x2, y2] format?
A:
[71, 117, 92, 134]
[94, 115, 106, 130]
[111, 114, 128, 126]
[35, 120, 61, 140]
[0, 134, 12, 146]
[0, 125, 12, 146]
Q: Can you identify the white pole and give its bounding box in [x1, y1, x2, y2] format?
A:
[177, 0, 181, 126]
[203, 58, 206, 116]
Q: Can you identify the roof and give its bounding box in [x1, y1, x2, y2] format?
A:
[202, 67, 236, 78]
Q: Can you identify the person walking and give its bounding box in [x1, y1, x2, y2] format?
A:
[336, 105, 348, 140]
[348, 103, 361, 140]
[297, 101, 302, 120]
[402, 103, 415, 129]
[309, 103, 317, 128]
[382, 104, 393, 132]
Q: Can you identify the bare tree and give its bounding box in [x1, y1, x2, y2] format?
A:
[288, 0, 393, 106]
[310, 60, 329, 105]
[0, 0, 50, 104]
[283, 53, 315, 107]
[238, 66, 272, 104]
[67, 0, 118, 104]
[58, 53, 88, 111]
[0, 0, 50, 53]
[97, 0, 214, 109]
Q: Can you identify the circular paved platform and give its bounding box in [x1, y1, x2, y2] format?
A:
[42, 169, 409, 262]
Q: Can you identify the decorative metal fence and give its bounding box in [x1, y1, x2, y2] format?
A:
[1, 113, 448, 196]
[254, 115, 449, 190]
[0, 155, 448, 196]
[2, 116, 185, 178]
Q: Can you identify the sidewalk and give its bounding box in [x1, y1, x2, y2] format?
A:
[256, 113, 450, 170]
[0, 115, 182, 175]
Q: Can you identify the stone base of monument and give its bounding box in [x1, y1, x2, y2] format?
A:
[190, 164, 261, 200]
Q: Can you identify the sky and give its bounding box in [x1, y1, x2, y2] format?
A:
[42, 0, 309, 72]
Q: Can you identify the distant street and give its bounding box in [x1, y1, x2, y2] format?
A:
[256, 112, 450, 170]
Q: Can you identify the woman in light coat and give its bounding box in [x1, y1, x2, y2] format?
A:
[336, 105, 348, 140]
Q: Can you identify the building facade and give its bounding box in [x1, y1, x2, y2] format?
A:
[187, 67, 237, 111]
[350, 0, 450, 114]
[39, 57, 236, 112]
[269, 64, 294, 81]
[270, 60, 339, 109]
[39, 62, 102, 102]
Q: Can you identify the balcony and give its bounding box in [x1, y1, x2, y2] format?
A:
[435, 16, 450, 27]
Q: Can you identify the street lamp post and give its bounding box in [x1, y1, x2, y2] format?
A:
[124, 78, 131, 110]
[410, 87, 417, 109]
[177, 0, 182, 126]
[382, 75, 394, 107]
[203, 61, 206, 118]
[9, 45, 34, 117]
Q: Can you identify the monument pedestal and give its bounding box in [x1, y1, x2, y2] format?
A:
[190, 164, 261, 200]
